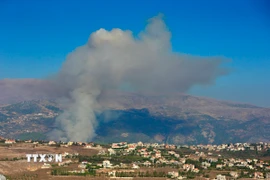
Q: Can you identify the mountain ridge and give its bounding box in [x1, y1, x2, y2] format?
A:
[98, 91, 270, 122]
[0, 79, 269, 144]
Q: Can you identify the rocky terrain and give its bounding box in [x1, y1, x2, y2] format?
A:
[96, 92, 270, 144]
[0, 91, 269, 144]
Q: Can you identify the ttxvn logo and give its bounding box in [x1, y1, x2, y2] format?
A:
[26, 154, 62, 162]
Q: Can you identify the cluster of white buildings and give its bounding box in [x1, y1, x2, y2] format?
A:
[107, 141, 270, 179]
[190, 142, 270, 152]
[109, 142, 201, 174]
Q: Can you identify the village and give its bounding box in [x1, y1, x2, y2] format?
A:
[0, 138, 270, 179]
[0, 106, 58, 138]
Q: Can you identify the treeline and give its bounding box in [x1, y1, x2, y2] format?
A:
[78, 154, 149, 164]
[51, 169, 88, 176]
[114, 171, 166, 177]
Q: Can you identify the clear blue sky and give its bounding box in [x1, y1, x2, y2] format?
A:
[0, 0, 269, 107]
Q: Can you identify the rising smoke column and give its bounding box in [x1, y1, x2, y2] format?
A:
[49, 15, 229, 142]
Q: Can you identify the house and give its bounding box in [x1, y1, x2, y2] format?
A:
[216, 174, 226, 180]
[208, 158, 218, 163]
[240, 161, 247, 166]
[179, 158, 186, 164]
[112, 142, 127, 149]
[61, 152, 70, 157]
[5, 139, 16, 144]
[96, 144, 102, 149]
[141, 152, 150, 158]
[256, 163, 263, 168]
[103, 160, 112, 168]
[192, 168, 199, 173]
[170, 159, 180, 165]
[228, 158, 235, 163]
[132, 164, 140, 169]
[151, 143, 159, 148]
[155, 152, 161, 158]
[48, 141, 56, 145]
[78, 163, 87, 169]
[77, 142, 83, 145]
[202, 161, 211, 169]
[108, 148, 116, 155]
[98, 150, 106, 155]
[216, 164, 223, 169]
[198, 152, 206, 157]
[137, 141, 143, 146]
[84, 144, 92, 149]
[67, 141, 73, 146]
[108, 171, 116, 177]
[128, 144, 137, 151]
[174, 154, 180, 158]
[165, 144, 176, 149]
[168, 151, 176, 155]
[143, 161, 151, 166]
[168, 171, 179, 178]
[254, 172, 264, 179]
[237, 147, 245, 151]
[229, 171, 238, 178]
[183, 164, 195, 171]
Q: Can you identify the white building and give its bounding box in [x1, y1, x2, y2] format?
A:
[5, 139, 16, 144]
[48, 141, 56, 145]
[168, 171, 179, 178]
[108, 171, 116, 177]
[78, 163, 87, 169]
[132, 164, 140, 169]
[230, 171, 238, 178]
[108, 148, 116, 155]
[103, 160, 112, 168]
[216, 174, 226, 180]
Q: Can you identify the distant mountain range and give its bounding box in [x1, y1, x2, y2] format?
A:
[0, 79, 269, 144]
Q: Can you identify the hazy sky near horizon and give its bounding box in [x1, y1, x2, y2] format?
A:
[0, 0, 269, 107]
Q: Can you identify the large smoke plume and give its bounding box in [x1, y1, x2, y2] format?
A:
[49, 15, 228, 142]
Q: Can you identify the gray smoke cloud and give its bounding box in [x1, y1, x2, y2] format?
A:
[49, 15, 229, 142]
